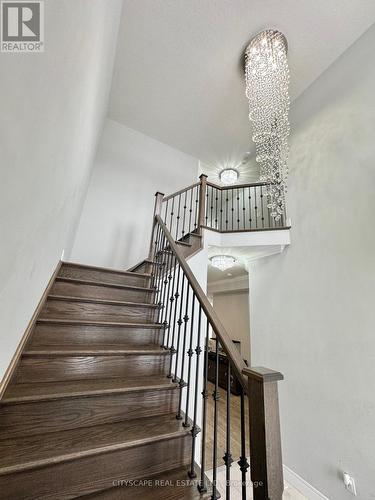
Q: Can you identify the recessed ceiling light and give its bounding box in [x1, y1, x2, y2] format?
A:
[210, 255, 236, 272]
[220, 168, 239, 185]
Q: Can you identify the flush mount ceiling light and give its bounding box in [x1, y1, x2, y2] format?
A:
[210, 255, 236, 272]
[244, 29, 290, 221]
[220, 168, 239, 185]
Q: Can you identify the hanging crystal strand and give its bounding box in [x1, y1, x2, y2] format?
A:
[245, 30, 290, 221]
[188, 304, 202, 479]
[198, 318, 210, 494]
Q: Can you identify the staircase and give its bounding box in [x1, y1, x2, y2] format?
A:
[0, 261, 212, 498]
[0, 175, 286, 499]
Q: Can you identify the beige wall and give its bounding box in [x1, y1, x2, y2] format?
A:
[212, 291, 250, 363]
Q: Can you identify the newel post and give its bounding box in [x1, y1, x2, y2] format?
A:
[243, 366, 284, 500]
[197, 174, 208, 233]
[148, 191, 164, 260]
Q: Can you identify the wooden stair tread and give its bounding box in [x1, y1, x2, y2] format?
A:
[47, 295, 159, 308]
[22, 345, 168, 356]
[36, 318, 163, 328]
[82, 466, 212, 499]
[56, 276, 154, 292]
[61, 262, 151, 278]
[2, 376, 177, 403]
[0, 413, 189, 476]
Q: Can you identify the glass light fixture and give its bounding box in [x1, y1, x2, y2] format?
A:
[220, 168, 239, 185]
[244, 29, 290, 221]
[210, 255, 236, 272]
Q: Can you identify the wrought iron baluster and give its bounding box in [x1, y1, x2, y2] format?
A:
[215, 188, 218, 230]
[159, 245, 171, 326]
[220, 189, 223, 231]
[194, 186, 199, 230]
[172, 274, 186, 383]
[176, 194, 182, 240]
[260, 185, 265, 229]
[151, 224, 162, 303]
[238, 388, 249, 499]
[249, 188, 252, 230]
[226, 192, 229, 231]
[169, 196, 175, 234]
[183, 294, 195, 427]
[211, 339, 220, 500]
[205, 185, 209, 227]
[198, 317, 210, 494]
[237, 188, 240, 230]
[163, 199, 169, 226]
[162, 248, 174, 327]
[188, 304, 202, 479]
[242, 187, 246, 230]
[181, 190, 187, 237]
[188, 187, 193, 234]
[168, 262, 181, 378]
[210, 187, 214, 229]
[254, 186, 258, 229]
[223, 363, 233, 499]
[231, 189, 234, 230]
[176, 283, 190, 420]
[165, 254, 177, 349]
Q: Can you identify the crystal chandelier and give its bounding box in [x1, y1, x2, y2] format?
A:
[220, 168, 239, 185]
[210, 255, 236, 272]
[244, 30, 290, 221]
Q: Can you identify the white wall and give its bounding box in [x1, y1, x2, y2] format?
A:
[71, 118, 199, 269]
[249, 25, 375, 500]
[0, 0, 122, 382]
[213, 290, 251, 363]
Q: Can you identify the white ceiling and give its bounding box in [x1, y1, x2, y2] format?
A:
[109, 1, 375, 170]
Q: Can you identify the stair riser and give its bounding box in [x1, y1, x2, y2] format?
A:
[0, 434, 191, 499]
[0, 389, 179, 439]
[51, 281, 154, 303]
[40, 299, 159, 324]
[59, 266, 151, 288]
[29, 324, 164, 348]
[14, 355, 169, 383]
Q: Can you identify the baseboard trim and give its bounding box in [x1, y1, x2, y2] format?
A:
[0, 260, 62, 400]
[283, 465, 330, 500]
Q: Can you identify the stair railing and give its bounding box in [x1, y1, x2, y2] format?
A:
[154, 174, 288, 243]
[149, 213, 284, 500]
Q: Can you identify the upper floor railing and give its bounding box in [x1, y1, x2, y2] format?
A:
[158, 174, 289, 242]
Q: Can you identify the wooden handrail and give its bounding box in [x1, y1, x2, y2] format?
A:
[163, 182, 200, 202]
[155, 215, 248, 391]
[206, 180, 269, 190]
